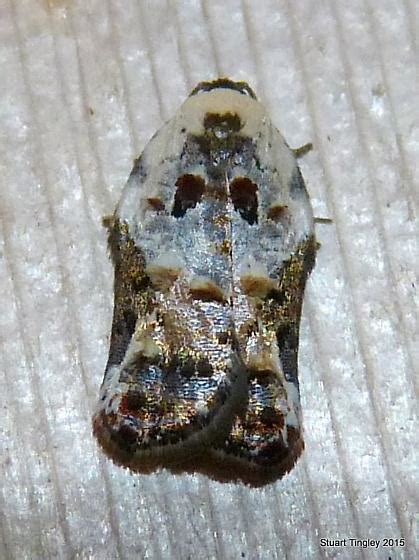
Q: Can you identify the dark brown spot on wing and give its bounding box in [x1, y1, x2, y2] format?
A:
[267, 204, 289, 222]
[260, 407, 284, 428]
[247, 369, 278, 385]
[240, 272, 276, 298]
[115, 424, 138, 448]
[119, 392, 148, 415]
[196, 358, 214, 377]
[189, 277, 227, 303]
[172, 174, 205, 217]
[147, 197, 166, 212]
[178, 357, 196, 378]
[230, 177, 258, 225]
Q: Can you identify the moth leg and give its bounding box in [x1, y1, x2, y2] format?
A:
[292, 142, 313, 158]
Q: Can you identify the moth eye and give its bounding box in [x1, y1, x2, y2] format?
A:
[229, 177, 258, 225]
[172, 174, 205, 217]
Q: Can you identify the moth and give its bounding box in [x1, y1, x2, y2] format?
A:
[93, 78, 316, 486]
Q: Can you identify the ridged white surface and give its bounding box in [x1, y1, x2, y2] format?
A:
[0, 1, 417, 559]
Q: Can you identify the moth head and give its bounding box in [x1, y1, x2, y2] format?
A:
[189, 78, 257, 99]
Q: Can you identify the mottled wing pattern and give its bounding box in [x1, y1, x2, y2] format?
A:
[93, 79, 316, 485]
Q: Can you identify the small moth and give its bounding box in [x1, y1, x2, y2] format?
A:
[93, 78, 316, 486]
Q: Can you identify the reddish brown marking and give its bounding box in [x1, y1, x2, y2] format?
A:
[240, 274, 276, 298]
[189, 280, 226, 303]
[257, 438, 290, 463]
[267, 204, 289, 221]
[172, 174, 205, 217]
[119, 392, 148, 415]
[286, 425, 300, 447]
[248, 369, 278, 385]
[147, 197, 166, 211]
[115, 424, 138, 446]
[230, 177, 258, 225]
[260, 407, 284, 428]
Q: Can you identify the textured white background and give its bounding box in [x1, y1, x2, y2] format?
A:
[0, 1, 418, 559]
